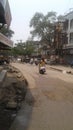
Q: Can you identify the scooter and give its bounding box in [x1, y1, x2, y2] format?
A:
[39, 66, 46, 74]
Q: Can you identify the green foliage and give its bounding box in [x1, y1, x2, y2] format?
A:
[25, 41, 35, 56]
[11, 41, 35, 56]
[30, 11, 57, 43]
[0, 25, 14, 38]
[57, 15, 65, 22]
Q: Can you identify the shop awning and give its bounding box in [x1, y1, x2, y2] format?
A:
[0, 33, 13, 49]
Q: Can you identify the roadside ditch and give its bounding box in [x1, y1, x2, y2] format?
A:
[0, 65, 28, 130]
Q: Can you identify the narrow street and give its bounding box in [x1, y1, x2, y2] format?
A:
[10, 63, 73, 130]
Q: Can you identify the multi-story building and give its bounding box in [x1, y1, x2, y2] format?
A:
[0, 0, 13, 64]
[63, 11, 73, 64]
[0, 0, 13, 49]
[0, 0, 12, 26]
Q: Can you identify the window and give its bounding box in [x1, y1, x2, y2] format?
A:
[70, 19, 73, 29]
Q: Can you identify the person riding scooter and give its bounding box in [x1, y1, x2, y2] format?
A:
[39, 58, 46, 74]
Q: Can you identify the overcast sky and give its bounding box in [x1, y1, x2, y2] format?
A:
[9, 0, 73, 43]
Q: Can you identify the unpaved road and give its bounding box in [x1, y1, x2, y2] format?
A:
[10, 63, 73, 130]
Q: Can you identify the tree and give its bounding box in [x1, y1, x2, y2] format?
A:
[30, 11, 57, 45]
[57, 15, 65, 22]
[11, 42, 26, 56]
[25, 40, 35, 56]
[11, 40, 35, 56]
[0, 25, 14, 38]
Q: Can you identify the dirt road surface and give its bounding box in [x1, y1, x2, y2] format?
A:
[10, 63, 73, 130]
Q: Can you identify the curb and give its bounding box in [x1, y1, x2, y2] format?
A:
[49, 66, 73, 75]
[50, 67, 62, 72]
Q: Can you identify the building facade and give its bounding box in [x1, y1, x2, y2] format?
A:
[0, 0, 12, 26]
[0, 0, 13, 49]
[63, 11, 73, 64]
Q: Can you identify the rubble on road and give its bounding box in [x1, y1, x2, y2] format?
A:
[49, 65, 73, 75]
[0, 65, 28, 130]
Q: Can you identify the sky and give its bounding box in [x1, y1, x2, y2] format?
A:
[9, 0, 73, 43]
